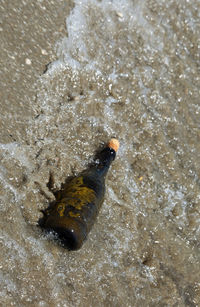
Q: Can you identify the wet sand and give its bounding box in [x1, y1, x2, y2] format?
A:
[0, 0, 73, 143]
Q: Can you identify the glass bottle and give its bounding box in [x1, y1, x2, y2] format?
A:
[40, 138, 119, 250]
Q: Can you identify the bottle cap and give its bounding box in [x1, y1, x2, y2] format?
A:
[107, 138, 120, 152]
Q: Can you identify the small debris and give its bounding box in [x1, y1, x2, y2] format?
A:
[139, 176, 143, 181]
[25, 58, 32, 65]
[116, 11, 123, 18]
[41, 49, 48, 55]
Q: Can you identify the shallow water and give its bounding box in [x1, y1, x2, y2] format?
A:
[0, 0, 200, 306]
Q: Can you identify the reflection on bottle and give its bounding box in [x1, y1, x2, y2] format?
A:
[39, 138, 119, 250]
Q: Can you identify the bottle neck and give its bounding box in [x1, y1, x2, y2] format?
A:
[91, 147, 116, 179]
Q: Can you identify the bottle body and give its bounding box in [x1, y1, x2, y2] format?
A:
[40, 146, 116, 250]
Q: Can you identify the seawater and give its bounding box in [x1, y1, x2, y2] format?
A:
[1, 0, 200, 306]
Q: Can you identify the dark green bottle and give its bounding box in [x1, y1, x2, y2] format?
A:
[40, 138, 119, 250]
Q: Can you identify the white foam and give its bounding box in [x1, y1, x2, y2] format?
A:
[53, 0, 163, 75]
[0, 143, 32, 169]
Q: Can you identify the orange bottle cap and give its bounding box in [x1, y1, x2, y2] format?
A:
[107, 138, 120, 152]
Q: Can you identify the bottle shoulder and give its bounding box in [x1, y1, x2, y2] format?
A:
[82, 173, 105, 195]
